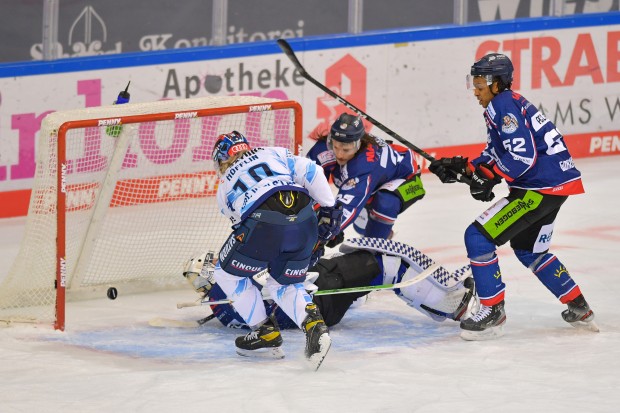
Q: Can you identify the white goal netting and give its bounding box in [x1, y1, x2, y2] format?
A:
[0, 96, 301, 329]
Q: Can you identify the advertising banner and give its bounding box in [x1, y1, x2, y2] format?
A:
[1, 14, 619, 217]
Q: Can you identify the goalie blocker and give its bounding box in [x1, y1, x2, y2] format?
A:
[184, 238, 477, 330]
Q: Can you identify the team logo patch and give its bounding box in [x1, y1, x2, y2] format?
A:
[341, 178, 359, 191]
[317, 150, 335, 165]
[501, 113, 519, 134]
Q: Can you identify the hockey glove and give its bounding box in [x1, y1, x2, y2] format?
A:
[326, 231, 345, 248]
[317, 204, 344, 243]
[428, 156, 469, 183]
[310, 243, 326, 268]
[183, 251, 216, 296]
[469, 163, 502, 202]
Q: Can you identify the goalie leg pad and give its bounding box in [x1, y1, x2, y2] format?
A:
[340, 237, 460, 288]
[398, 268, 476, 322]
[341, 238, 477, 322]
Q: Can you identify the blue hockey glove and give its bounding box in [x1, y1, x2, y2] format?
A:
[317, 204, 343, 243]
[469, 163, 502, 202]
[429, 156, 468, 183]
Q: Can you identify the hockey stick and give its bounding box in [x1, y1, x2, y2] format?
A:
[313, 262, 440, 296]
[176, 298, 233, 309]
[182, 262, 441, 305]
[276, 38, 471, 185]
[148, 313, 216, 328]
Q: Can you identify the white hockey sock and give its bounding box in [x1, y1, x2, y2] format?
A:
[265, 277, 313, 328]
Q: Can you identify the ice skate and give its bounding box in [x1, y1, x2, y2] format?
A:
[235, 316, 285, 359]
[302, 303, 331, 371]
[449, 276, 477, 321]
[562, 294, 599, 332]
[460, 300, 506, 341]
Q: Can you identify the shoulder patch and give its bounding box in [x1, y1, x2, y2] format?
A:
[501, 113, 519, 134]
[530, 110, 550, 131]
[317, 150, 336, 165]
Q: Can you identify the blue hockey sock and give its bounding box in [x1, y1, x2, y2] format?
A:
[470, 254, 505, 305]
[531, 253, 579, 302]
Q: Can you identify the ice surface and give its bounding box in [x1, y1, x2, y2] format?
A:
[1, 156, 619, 412]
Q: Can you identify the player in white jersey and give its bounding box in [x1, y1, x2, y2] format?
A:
[211, 131, 342, 370]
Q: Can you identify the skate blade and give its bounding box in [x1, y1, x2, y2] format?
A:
[568, 319, 600, 333]
[460, 324, 505, 341]
[236, 347, 285, 359]
[307, 334, 332, 371]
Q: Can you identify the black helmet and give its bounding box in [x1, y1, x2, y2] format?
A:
[329, 113, 365, 143]
[469, 53, 513, 90]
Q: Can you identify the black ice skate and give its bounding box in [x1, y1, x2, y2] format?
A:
[453, 276, 478, 321]
[460, 300, 506, 341]
[562, 294, 599, 332]
[302, 303, 331, 371]
[235, 316, 284, 359]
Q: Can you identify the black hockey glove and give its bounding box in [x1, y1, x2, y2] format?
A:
[428, 156, 469, 183]
[317, 204, 344, 243]
[325, 231, 345, 248]
[469, 163, 502, 202]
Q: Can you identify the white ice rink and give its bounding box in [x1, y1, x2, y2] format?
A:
[1, 156, 619, 413]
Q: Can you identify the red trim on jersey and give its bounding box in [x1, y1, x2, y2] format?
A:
[492, 165, 513, 182]
[537, 178, 585, 196]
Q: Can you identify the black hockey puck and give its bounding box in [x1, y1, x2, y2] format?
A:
[107, 287, 118, 300]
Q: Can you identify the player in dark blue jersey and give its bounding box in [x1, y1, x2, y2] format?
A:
[307, 113, 426, 246]
[429, 53, 597, 340]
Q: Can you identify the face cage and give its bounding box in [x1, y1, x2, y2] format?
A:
[212, 139, 231, 171]
[466, 74, 493, 90]
[327, 134, 361, 152]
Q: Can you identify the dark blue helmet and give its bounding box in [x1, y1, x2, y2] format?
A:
[212, 131, 250, 170]
[470, 53, 514, 86]
[329, 113, 365, 144]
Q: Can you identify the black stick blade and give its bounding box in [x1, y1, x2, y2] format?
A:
[277, 39, 307, 76]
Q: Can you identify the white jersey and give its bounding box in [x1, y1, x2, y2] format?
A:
[216, 147, 335, 226]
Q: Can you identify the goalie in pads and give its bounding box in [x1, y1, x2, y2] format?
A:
[183, 238, 478, 332]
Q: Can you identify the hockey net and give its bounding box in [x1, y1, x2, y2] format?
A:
[0, 96, 302, 330]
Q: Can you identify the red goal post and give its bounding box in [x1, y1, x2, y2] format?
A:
[0, 96, 302, 331]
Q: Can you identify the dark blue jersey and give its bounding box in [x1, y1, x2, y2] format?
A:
[306, 140, 336, 181]
[473, 90, 584, 195]
[308, 137, 418, 231]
